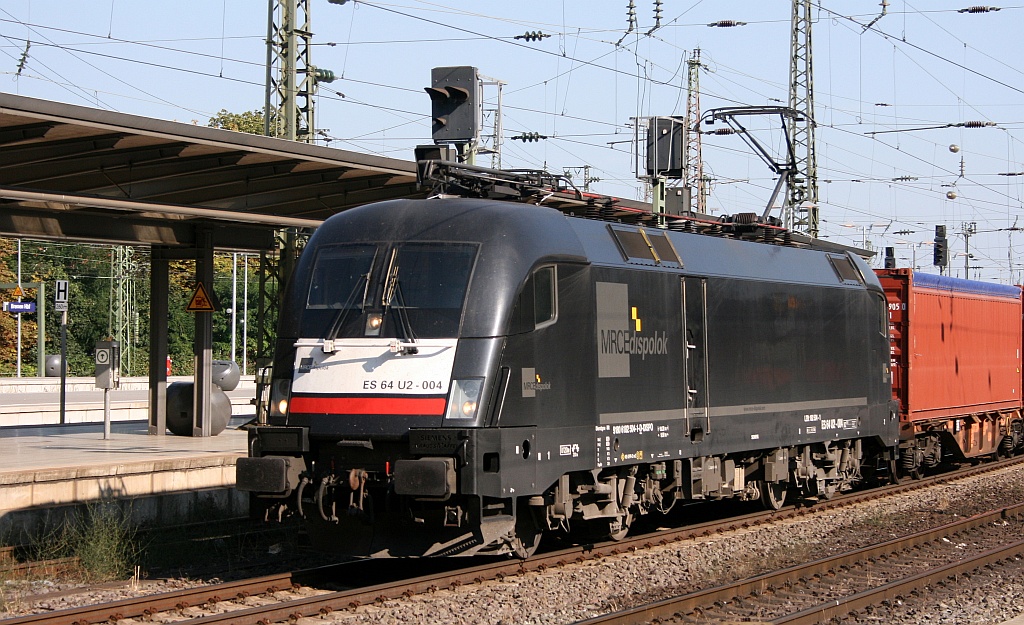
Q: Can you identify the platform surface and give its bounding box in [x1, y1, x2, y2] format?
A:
[0, 418, 251, 535]
[0, 418, 248, 476]
[0, 375, 258, 427]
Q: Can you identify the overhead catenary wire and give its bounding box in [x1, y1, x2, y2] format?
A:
[2, 3, 1024, 275]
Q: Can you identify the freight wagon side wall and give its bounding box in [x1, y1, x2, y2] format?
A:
[877, 269, 1022, 422]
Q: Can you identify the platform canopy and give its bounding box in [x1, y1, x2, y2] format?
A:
[0, 93, 422, 251]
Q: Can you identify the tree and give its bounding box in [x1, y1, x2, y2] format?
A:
[30, 242, 116, 376]
[0, 238, 44, 375]
[1, 239, 269, 378]
[207, 109, 271, 136]
[0, 239, 115, 376]
[0, 238, 21, 373]
[167, 260, 196, 375]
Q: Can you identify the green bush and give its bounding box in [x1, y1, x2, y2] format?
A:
[33, 504, 139, 581]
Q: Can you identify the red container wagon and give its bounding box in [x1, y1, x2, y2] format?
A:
[875, 269, 1023, 475]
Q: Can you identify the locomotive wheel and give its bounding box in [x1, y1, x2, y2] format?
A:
[759, 480, 787, 511]
[578, 511, 633, 543]
[511, 501, 543, 559]
[606, 511, 634, 541]
[888, 457, 901, 485]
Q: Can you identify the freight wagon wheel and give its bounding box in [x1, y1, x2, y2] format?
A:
[900, 448, 923, 480]
[759, 480, 788, 511]
[998, 434, 1018, 458]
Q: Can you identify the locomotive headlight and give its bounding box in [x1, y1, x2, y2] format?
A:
[269, 378, 292, 420]
[445, 378, 484, 420]
[364, 313, 383, 336]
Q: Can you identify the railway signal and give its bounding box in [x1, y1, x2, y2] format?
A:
[933, 225, 949, 268]
[425, 66, 480, 145]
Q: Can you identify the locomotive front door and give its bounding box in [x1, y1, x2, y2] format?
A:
[682, 277, 710, 440]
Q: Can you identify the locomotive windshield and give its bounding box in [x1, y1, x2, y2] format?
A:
[300, 242, 477, 339]
[306, 244, 377, 310]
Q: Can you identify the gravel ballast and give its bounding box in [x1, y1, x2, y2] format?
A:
[3, 464, 1024, 624]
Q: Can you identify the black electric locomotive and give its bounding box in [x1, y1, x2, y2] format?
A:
[237, 197, 898, 557]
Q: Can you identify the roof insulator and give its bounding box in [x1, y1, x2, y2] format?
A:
[511, 132, 548, 142]
[514, 31, 550, 42]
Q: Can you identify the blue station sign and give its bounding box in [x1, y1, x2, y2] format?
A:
[3, 301, 36, 313]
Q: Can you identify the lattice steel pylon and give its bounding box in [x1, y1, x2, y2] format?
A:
[254, 228, 310, 423]
[477, 76, 506, 170]
[259, 0, 332, 420]
[264, 0, 334, 141]
[787, 0, 820, 237]
[684, 48, 706, 215]
[109, 246, 138, 375]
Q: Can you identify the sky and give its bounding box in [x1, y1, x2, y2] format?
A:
[2, 1, 1024, 282]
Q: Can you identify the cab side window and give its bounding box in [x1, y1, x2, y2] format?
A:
[509, 266, 558, 334]
[533, 266, 556, 327]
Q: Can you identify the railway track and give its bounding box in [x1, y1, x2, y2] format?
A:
[0, 556, 78, 579]
[4, 456, 1022, 625]
[577, 501, 1024, 624]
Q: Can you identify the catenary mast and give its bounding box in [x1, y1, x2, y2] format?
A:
[787, 0, 819, 237]
[264, 0, 336, 141]
[684, 49, 706, 215]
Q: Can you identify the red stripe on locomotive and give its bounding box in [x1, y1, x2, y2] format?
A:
[290, 395, 447, 416]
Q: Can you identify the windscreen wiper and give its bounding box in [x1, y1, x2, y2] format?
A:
[382, 249, 418, 355]
[390, 280, 418, 354]
[323, 271, 371, 344]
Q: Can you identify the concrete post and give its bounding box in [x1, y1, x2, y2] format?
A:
[193, 229, 214, 437]
[148, 248, 170, 435]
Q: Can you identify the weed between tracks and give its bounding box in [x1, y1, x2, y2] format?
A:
[708, 541, 817, 583]
[592, 538, 819, 617]
[0, 503, 139, 613]
[1, 496, 311, 594]
[857, 508, 891, 529]
[30, 503, 140, 581]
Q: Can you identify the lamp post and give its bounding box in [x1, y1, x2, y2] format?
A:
[840, 222, 890, 260]
[961, 222, 977, 278]
[953, 252, 976, 280]
[16, 239, 21, 378]
[891, 240, 934, 271]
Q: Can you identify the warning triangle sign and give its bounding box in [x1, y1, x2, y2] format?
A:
[12, 285, 23, 297]
[186, 282, 216, 313]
